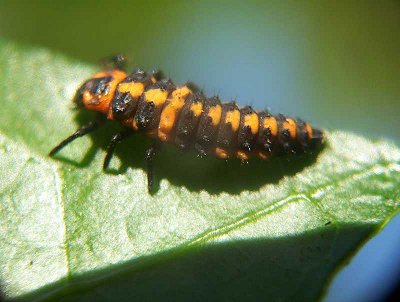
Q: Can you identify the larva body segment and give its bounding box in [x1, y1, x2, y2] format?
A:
[77, 68, 323, 159]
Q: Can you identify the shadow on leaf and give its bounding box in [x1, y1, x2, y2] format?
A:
[7, 223, 374, 302]
[51, 110, 323, 195]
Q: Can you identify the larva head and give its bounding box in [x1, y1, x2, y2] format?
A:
[74, 69, 127, 114]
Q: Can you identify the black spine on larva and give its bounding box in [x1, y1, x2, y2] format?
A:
[111, 69, 149, 120]
[237, 106, 258, 152]
[274, 113, 291, 154]
[76, 75, 113, 108]
[174, 92, 204, 149]
[216, 102, 239, 151]
[90, 76, 113, 95]
[134, 78, 176, 130]
[195, 96, 221, 155]
[256, 111, 274, 154]
[295, 118, 309, 152]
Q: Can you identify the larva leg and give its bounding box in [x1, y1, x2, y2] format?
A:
[49, 120, 102, 157]
[101, 54, 127, 71]
[145, 141, 161, 193]
[103, 129, 132, 170]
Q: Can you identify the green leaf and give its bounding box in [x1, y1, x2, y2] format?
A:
[0, 40, 399, 302]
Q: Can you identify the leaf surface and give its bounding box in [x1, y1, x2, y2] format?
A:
[0, 41, 399, 302]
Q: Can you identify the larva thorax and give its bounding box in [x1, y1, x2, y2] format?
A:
[75, 68, 324, 161]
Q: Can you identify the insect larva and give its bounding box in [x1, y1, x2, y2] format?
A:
[50, 55, 324, 192]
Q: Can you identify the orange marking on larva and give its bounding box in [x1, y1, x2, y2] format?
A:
[158, 98, 185, 142]
[208, 105, 222, 126]
[83, 70, 127, 114]
[215, 147, 230, 159]
[225, 110, 240, 132]
[283, 118, 297, 139]
[83, 90, 95, 105]
[190, 102, 203, 117]
[244, 113, 259, 135]
[144, 89, 168, 106]
[172, 86, 192, 99]
[109, 80, 144, 120]
[236, 150, 249, 161]
[118, 82, 145, 98]
[305, 123, 313, 140]
[150, 76, 157, 84]
[263, 116, 278, 136]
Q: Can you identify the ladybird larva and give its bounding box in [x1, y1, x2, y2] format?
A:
[50, 55, 324, 192]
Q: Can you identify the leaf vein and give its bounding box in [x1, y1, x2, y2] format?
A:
[51, 165, 71, 280]
[187, 161, 395, 246]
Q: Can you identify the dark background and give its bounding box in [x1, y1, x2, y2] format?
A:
[0, 1, 399, 301]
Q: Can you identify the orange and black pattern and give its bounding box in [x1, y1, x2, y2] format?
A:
[50, 56, 324, 192]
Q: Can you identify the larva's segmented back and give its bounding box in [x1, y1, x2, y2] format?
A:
[52, 56, 325, 192]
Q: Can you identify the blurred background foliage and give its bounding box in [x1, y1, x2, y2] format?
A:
[0, 1, 399, 301]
